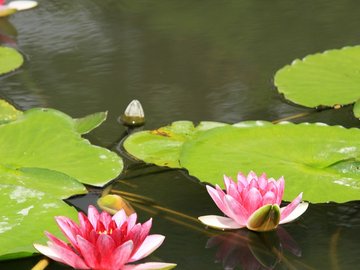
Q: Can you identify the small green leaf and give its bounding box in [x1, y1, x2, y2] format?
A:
[74, 111, 107, 134]
[0, 47, 23, 75]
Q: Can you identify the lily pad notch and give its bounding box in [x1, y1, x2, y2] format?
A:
[274, 45, 360, 119]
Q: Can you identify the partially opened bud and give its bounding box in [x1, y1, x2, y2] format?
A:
[119, 99, 145, 126]
[97, 194, 135, 216]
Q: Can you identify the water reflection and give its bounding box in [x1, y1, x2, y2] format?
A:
[0, 17, 17, 46]
[206, 227, 301, 270]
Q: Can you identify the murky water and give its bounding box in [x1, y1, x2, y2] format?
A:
[1, 0, 360, 269]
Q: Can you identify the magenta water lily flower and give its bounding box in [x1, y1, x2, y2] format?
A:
[34, 206, 176, 270]
[198, 171, 308, 232]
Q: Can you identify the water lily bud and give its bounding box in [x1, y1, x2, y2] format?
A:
[97, 194, 135, 216]
[119, 99, 145, 127]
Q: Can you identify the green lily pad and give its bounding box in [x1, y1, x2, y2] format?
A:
[354, 99, 360, 119]
[0, 47, 23, 75]
[0, 165, 87, 199]
[274, 46, 360, 118]
[124, 121, 360, 203]
[74, 111, 107, 134]
[123, 120, 228, 167]
[0, 184, 78, 260]
[0, 108, 123, 186]
[180, 122, 360, 203]
[0, 99, 22, 124]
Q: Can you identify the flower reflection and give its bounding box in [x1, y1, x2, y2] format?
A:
[206, 227, 301, 270]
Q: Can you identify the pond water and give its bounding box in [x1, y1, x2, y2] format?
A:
[1, 0, 359, 269]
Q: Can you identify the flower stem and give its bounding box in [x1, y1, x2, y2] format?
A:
[31, 258, 49, 270]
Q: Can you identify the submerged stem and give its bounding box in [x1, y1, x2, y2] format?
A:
[31, 258, 49, 270]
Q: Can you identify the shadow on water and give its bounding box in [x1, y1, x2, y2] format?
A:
[1, 0, 360, 269]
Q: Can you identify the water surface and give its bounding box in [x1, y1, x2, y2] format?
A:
[1, 0, 359, 269]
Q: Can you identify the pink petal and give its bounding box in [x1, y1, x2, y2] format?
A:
[111, 240, 134, 269]
[223, 175, 233, 193]
[130, 234, 165, 262]
[246, 171, 258, 183]
[280, 202, 309, 224]
[123, 262, 177, 270]
[206, 185, 230, 217]
[35, 241, 89, 269]
[248, 179, 259, 190]
[127, 224, 142, 251]
[78, 212, 94, 234]
[127, 212, 138, 233]
[97, 233, 116, 267]
[99, 211, 113, 229]
[45, 231, 71, 251]
[276, 177, 285, 205]
[223, 195, 248, 225]
[55, 216, 81, 250]
[96, 234, 116, 259]
[112, 209, 127, 227]
[242, 187, 262, 214]
[262, 191, 276, 205]
[87, 205, 100, 228]
[227, 181, 242, 203]
[198, 215, 245, 230]
[33, 243, 68, 265]
[257, 173, 268, 191]
[77, 235, 99, 268]
[237, 172, 248, 189]
[280, 192, 304, 222]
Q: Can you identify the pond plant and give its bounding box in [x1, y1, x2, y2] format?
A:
[1, 4, 360, 266]
[34, 205, 176, 270]
[198, 172, 308, 231]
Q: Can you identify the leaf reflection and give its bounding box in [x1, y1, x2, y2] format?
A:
[206, 227, 301, 270]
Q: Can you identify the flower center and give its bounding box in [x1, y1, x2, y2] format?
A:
[98, 229, 113, 235]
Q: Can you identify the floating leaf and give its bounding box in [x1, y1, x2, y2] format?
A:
[0, 108, 123, 186]
[124, 121, 360, 203]
[0, 46, 23, 75]
[180, 122, 360, 203]
[354, 99, 360, 119]
[274, 46, 360, 118]
[0, 184, 78, 260]
[0, 99, 22, 124]
[74, 111, 107, 134]
[123, 121, 228, 167]
[0, 165, 87, 199]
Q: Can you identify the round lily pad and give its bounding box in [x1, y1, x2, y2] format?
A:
[124, 121, 360, 203]
[0, 46, 23, 75]
[123, 121, 228, 167]
[0, 108, 123, 186]
[180, 122, 360, 203]
[0, 184, 78, 260]
[274, 46, 360, 118]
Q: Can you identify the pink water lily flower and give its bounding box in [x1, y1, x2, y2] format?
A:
[34, 205, 176, 270]
[198, 171, 308, 232]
